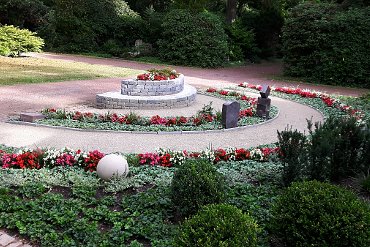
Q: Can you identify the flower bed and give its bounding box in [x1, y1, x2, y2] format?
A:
[136, 68, 179, 81]
[37, 89, 278, 132]
[0, 146, 280, 171]
[238, 82, 367, 124]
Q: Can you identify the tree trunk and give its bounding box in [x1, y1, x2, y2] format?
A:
[226, 0, 237, 24]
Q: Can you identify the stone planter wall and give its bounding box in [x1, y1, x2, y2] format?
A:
[121, 74, 184, 96]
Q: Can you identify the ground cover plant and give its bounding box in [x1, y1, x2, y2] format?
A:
[36, 89, 278, 132]
[0, 144, 283, 247]
[0, 56, 142, 85]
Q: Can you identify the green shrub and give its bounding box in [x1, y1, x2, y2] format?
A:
[307, 116, 370, 182]
[170, 159, 226, 219]
[270, 180, 370, 247]
[174, 203, 259, 247]
[282, 3, 370, 88]
[277, 127, 307, 186]
[0, 25, 44, 56]
[158, 9, 228, 68]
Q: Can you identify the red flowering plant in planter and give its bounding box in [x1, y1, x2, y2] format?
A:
[136, 68, 179, 81]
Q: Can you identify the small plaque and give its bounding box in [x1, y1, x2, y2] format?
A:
[20, 112, 45, 122]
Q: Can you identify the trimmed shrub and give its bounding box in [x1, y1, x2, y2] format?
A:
[282, 3, 370, 88]
[158, 9, 228, 68]
[0, 25, 44, 56]
[174, 204, 259, 247]
[170, 159, 226, 219]
[277, 127, 307, 186]
[270, 180, 370, 247]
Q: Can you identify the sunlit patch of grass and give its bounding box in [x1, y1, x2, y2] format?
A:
[0, 56, 144, 85]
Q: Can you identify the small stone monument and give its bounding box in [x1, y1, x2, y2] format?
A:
[96, 154, 129, 181]
[20, 112, 45, 122]
[222, 101, 240, 129]
[256, 85, 271, 118]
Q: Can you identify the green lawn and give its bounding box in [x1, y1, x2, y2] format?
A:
[0, 56, 143, 85]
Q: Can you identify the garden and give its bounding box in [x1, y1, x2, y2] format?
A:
[1, 0, 370, 246]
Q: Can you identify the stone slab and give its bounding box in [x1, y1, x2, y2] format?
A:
[20, 112, 45, 122]
[0, 234, 15, 246]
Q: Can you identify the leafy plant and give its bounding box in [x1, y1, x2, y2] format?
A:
[174, 203, 259, 247]
[270, 180, 370, 247]
[0, 25, 44, 56]
[170, 159, 227, 219]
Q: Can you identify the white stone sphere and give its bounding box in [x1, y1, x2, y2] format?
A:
[96, 154, 129, 181]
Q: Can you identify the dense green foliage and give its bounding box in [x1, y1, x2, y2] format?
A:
[38, 0, 143, 53]
[158, 9, 228, 67]
[170, 159, 226, 219]
[277, 127, 306, 186]
[0, 0, 49, 30]
[0, 25, 44, 56]
[174, 203, 259, 247]
[278, 116, 370, 184]
[283, 3, 370, 88]
[270, 180, 370, 247]
[307, 116, 370, 182]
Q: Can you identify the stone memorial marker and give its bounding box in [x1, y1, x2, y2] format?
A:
[20, 112, 45, 122]
[256, 85, 271, 118]
[222, 101, 240, 129]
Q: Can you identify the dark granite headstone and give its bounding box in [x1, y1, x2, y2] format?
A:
[222, 101, 240, 129]
[260, 85, 271, 98]
[256, 98, 271, 118]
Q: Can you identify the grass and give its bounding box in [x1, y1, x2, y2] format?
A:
[0, 56, 144, 86]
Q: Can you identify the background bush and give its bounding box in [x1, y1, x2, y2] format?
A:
[170, 159, 226, 219]
[38, 0, 143, 53]
[282, 3, 370, 88]
[174, 203, 259, 247]
[270, 180, 370, 247]
[0, 25, 44, 56]
[158, 9, 228, 68]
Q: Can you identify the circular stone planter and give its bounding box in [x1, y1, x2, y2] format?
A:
[96, 74, 197, 109]
[121, 74, 185, 96]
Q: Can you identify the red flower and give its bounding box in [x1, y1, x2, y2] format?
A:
[160, 153, 172, 167]
[206, 88, 217, 93]
[239, 108, 253, 118]
[84, 150, 105, 172]
[219, 90, 229, 96]
[150, 115, 167, 125]
[193, 118, 201, 126]
[235, 148, 250, 161]
[177, 116, 188, 124]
